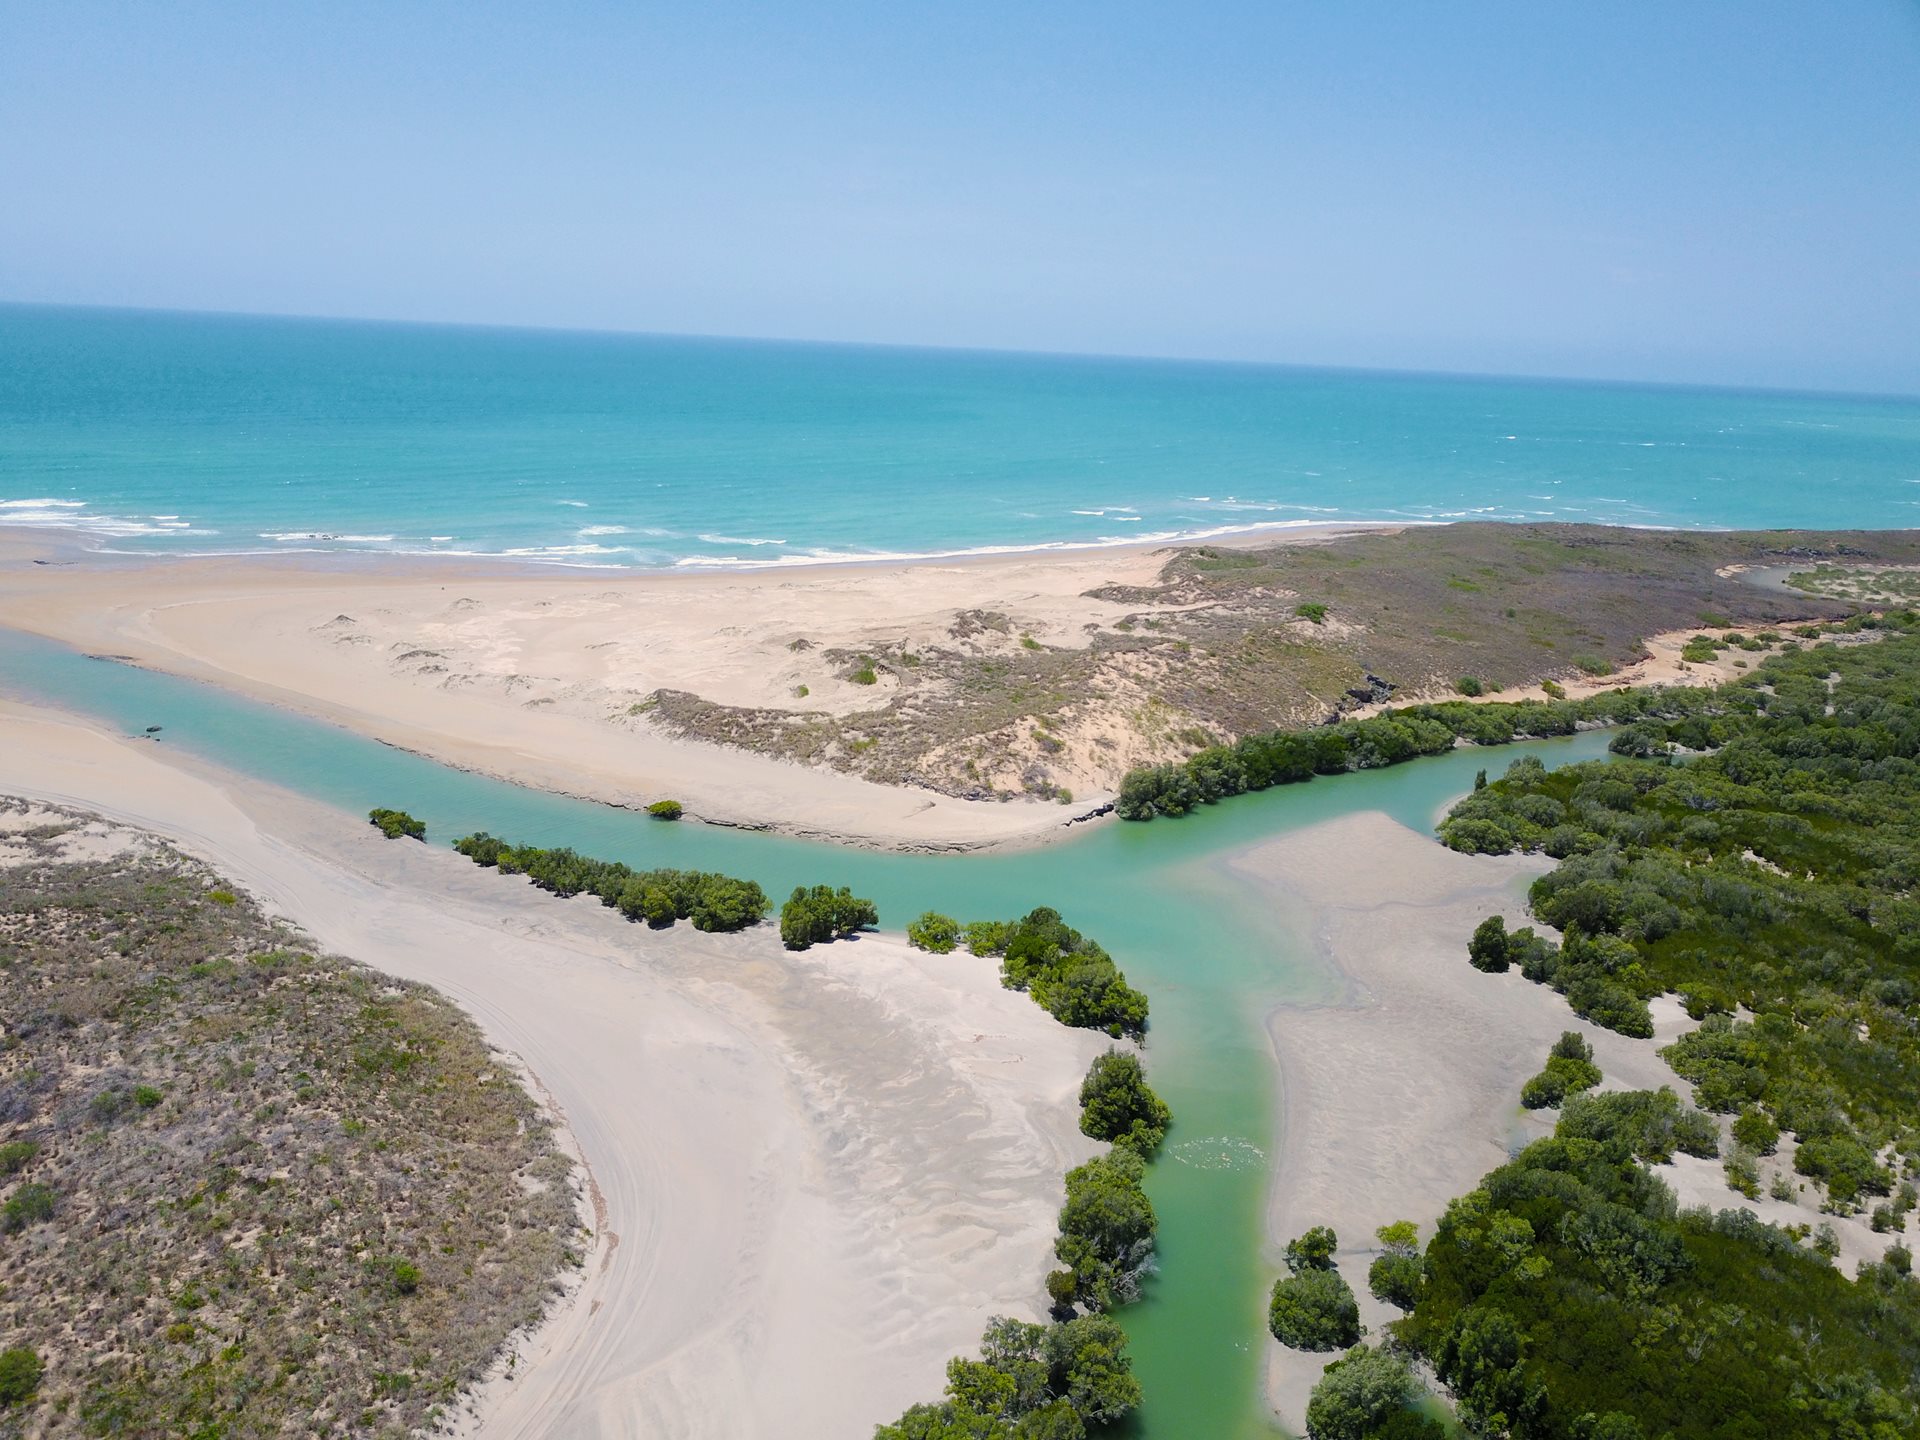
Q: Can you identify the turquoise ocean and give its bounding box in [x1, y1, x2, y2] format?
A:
[4, 302, 1918, 563]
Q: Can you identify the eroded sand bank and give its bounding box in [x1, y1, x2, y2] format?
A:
[0, 701, 1106, 1438]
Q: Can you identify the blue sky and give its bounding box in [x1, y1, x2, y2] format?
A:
[3, 1, 1918, 392]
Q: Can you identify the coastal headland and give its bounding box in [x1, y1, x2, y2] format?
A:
[3, 522, 1913, 852]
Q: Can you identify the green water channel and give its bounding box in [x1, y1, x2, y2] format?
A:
[0, 628, 1610, 1437]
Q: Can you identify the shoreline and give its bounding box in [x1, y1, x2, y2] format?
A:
[0, 697, 1108, 1437]
[0, 522, 1384, 854]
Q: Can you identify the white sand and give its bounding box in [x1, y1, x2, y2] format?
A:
[1236, 811, 1895, 1429]
[0, 701, 1107, 1439]
[0, 525, 1377, 852]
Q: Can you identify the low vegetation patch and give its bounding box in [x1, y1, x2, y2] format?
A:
[964, 907, 1148, 1038]
[454, 832, 769, 932]
[1076, 1049, 1170, 1155]
[872, 1314, 1141, 1437]
[1269, 1226, 1361, 1352]
[906, 910, 960, 953]
[778, 884, 878, 950]
[0, 811, 578, 1435]
[367, 806, 425, 840]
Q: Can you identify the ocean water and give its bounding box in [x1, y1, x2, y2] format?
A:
[3, 303, 1917, 566]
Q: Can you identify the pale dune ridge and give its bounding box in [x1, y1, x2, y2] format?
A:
[0, 702, 1107, 1439]
[0, 526, 1385, 851]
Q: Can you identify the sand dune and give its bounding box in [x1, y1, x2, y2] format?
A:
[0, 701, 1106, 1438]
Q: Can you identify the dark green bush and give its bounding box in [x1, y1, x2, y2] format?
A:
[0, 1347, 42, 1407]
[1269, 1265, 1362, 1352]
[368, 808, 426, 840]
[1077, 1049, 1171, 1154]
[779, 885, 877, 950]
[1051, 1148, 1157, 1311]
[452, 833, 770, 934]
[2, 1183, 55, 1233]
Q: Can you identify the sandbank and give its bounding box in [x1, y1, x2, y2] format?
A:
[0, 699, 1108, 1438]
[0, 523, 1378, 853]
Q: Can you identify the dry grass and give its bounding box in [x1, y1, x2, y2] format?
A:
[0, 804, 580, 1438]
[649, 523, 1920, 801]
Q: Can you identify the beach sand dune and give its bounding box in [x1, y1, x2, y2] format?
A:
[0, 702, 1105, 1438]
[0, 534, 1198, 849]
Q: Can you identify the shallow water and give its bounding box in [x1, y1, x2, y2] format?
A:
[0, 627, 1610, 1435]
[6, 304, 1919, 567]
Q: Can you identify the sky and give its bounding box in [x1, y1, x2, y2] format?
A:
[3, 1, 1918, 393]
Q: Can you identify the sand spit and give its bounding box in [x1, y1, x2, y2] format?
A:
[1238, 810, 1893, 1430]
[0, 525, 1375, 853]
[0, 701, 1107, 1439]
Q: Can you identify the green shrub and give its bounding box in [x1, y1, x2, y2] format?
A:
[1077, 1049, 1171, 1154]
[873, 1314, 1140, 1436]
[1269, 1265, 1362, 1351]
[1304, 1343, 1443, 1440]
[453, 833, 769, 933]
[1731, 1107, 1779, 1155]
[906, 911, 961, 954]
[779, 885, 878, 950]
[1052, 1148, 1158, 1309]
[384, 1258, 422, 1295]
[645, 800, 683, 820]
[969, 906, 1149, 1038]
[1286, 1225, 1339, 1272]
[0, 1347, 42, 1407]
[2, 1183, 55, 1232]
[1467, 915, 1511, 973]
[1368, 1221, 1424, 1310]
[367, 808, 426, 841]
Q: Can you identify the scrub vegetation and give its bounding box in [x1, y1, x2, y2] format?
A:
[1116, 611, 1900, 820]
[0, 813, 578, 1437]
[649, 525, 1920, 804]
[1283, 619, 1920, 1438]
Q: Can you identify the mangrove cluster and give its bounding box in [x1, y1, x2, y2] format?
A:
[452, 832, 770, 932]
[962, 907, 1148, 1039]
[878, 1041, 1172, 1434]
[1288, 620, 1920, 1438]
[1114, 615, 1892, 821]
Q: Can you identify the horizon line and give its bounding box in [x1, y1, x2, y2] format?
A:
[4, 295, 1918, 406]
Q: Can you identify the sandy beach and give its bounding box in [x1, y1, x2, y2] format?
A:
[1238, 811, 1893, 1430]
[0, 700, 1108, 1438]
[0, 525, 1382, 852]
